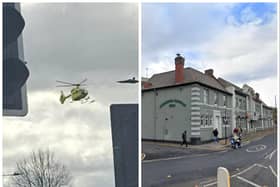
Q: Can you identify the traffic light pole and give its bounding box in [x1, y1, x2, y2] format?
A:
[3, 3, 29, 116]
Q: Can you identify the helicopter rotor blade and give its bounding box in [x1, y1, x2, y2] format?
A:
[56, 85, 74, 87]
[56, 80, 75, 85]
[71, 84, 87, 87]
[79, 78, 88, 85]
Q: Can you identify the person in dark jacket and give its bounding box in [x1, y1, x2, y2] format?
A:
[181, 130, 188, 147]
[212, 128, 219, 143]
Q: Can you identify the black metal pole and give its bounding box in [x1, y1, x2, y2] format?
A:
[225, 109, 227, 145]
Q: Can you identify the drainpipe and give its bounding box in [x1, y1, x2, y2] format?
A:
[261, 103, 264, 129]
[154, 88, 157, 139]
[245, 96, 249, 133]
[232, 87, 236, 133]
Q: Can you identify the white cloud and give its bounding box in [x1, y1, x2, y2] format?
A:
[3, 90, 115, 186]
[244, 76, 277, 107]
[142, 4, 277, 106]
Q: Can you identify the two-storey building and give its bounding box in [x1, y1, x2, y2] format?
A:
[142, 54, 232, 144]
[142, 54, 275, 144]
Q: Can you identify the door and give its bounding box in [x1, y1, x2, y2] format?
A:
[213, 110, 222, 138]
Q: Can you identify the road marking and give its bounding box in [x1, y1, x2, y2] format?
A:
[269, 165, 277, 178]
[264, 149, 276, 160]
[246, 144, 266, 153]
[142, 155, 189, 163]
[268, 149, 276, 160]
[255, 164, 268, 169]
[202, 161, 275, 187]
[142, 153, 209, 163]
[232, 164, 256, 177]
[264, 153, 270, 159]
[203, 181, 217, 187]
[236, 176, 262, 187]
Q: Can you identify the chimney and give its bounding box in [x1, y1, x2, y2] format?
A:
[205, 69, 214, 76]
[143, 81, 152, 88]
[175, 53, 185, 83]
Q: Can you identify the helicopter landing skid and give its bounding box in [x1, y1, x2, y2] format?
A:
[81, 99, 95, 104]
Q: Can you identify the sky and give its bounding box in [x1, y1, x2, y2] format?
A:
[142, 3, 278, 106]
[3, 3, 138, 187]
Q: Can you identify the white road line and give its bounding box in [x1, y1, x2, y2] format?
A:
[232, 164, 256, 177]
[255, 164, 268, 169]
[236, 176, 262, 187]
[246, 144, 266, 153]
[268, 149, 276, 160]
[142, 155, 189, 163]
[264, 154, 270, 159]
[264, 149, 277, 160]
[203, 181, 217, 187]
[142, 153, 209, 163]
[269, 165, 277, 178]
[200, 178, 217, 185]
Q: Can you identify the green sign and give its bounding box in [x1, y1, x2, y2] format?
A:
[160, 99, 186, 108]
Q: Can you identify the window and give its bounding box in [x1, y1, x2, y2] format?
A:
[205, 115, 208, 126]
[214, 92, 218, 105]
[223, 95, 226, 106]
[239, 99, 242, 109]
[203, 89, 209, 104]
[200, 116, 204, 126]
[241, 99, 245, 109]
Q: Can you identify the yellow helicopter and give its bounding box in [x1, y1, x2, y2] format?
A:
[56, 79, 95, 104]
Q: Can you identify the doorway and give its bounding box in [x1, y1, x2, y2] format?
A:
[213, 110, 222, 138]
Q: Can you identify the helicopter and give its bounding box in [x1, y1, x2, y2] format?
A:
[56, 79, 95, 104]
[117, 77, 138, 84]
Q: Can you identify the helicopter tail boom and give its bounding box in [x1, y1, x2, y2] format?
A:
[60, 91, 71, 104]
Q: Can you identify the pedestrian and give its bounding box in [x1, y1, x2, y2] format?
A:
[233, 127, 239, 135]
[238, 127, 243, 137]
[181, 130, 188, 147]
[212, 128, 219, 143]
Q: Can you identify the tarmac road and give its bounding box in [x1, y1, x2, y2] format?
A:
[142, 132, 277, 187]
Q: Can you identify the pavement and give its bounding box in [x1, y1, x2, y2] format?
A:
[142, 127, 276, 161]
[142, 128, 277, 187]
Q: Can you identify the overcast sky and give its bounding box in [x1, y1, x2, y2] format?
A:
[3, 3, 138, 187]
[142, 3, 277, 106]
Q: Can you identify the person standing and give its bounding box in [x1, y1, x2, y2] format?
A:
[233, 127, 239, 135]
[238, 127, 243, 137]
[181, 130, 188, 147]
[212, 128, 219, 143]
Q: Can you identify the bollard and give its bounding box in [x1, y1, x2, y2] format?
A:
[217, 167, 230, 187]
